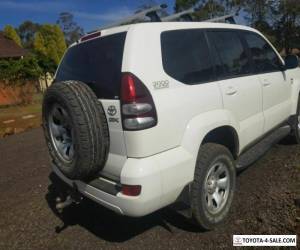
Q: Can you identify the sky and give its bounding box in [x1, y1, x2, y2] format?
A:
[0, 0, 176, 32]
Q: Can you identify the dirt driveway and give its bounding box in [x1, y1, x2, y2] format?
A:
[0, 128, 299, 249]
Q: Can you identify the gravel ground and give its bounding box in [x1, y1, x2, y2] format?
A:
[0, 128, 299, 249]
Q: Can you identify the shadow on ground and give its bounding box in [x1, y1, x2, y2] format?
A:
[45, 173, 201, 243]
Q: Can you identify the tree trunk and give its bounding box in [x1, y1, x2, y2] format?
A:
[45, 73, 49, 89]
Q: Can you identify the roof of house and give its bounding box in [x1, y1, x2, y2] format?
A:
[0, 31, 27, 58]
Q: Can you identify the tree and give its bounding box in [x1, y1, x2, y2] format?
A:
[33, 32, 47, 55]
[242, 0, 273, 27]
[174, 0, 241, 20]
[17, 21, 40, 49]
[0, 55, 41, 84]
[3, 25, 22, 47]
[33, 24, 67, 65]
[194, 0, 225, 20]
[174, 0, 199, 12]
[272, 0, 300, 52]
[222, 0, 243, 13]
[34, 52, 56, 88]
[135, 0, 169, 18]
[57, 12, 84, 45]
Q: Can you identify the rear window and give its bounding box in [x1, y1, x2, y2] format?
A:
[55, 32, 127, 99]
[161, 29, 214, 85]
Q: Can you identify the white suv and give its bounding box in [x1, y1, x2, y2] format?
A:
[42, 22, 300, 230]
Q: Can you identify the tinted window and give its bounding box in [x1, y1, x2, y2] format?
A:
[55, 32, 126, 99]
[208, 31, 252, 78]
[242, 32, 282, 73]
[161, 29, 214, 85]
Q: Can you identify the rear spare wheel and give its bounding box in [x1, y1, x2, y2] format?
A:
[42, 81, 109, 180]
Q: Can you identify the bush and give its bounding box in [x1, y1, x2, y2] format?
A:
[0, 55, 42, 85]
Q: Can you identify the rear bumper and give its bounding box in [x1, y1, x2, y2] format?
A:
[52, 146, 194, 217]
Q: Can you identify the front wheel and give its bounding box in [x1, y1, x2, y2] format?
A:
[191, 143, 236, 230]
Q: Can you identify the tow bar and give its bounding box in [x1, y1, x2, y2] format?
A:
[55, 183, 83, 213]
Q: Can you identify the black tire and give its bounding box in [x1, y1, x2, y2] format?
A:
[42, 81, 109, 181]
[191, 143, 236, 230]
[287, 97, 300, 144]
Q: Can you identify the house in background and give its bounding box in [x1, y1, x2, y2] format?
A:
[0, 31, 29, 106]
[0, 31, 27, 59]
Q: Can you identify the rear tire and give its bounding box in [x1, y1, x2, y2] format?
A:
[43, 81, 109, 181]
[191, 143, 236, 230]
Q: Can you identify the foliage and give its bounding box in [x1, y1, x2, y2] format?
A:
[33, 24, 67, 65]
[272, 0, 300, 52]
[174, 0, 300, 51]
[3, 25, 22, 47]
[175, 0, 199, 12]
[17, 21, 40, 49]
[194, 0, 225, 20]
[57, 12, 84, 45]
[242, 0, 272, 25]
[0, 55, 41, 84]
[1, 23, 65, 84]
[175, 0, 241, 20]
[135, 0, 169, 18]
[34, 52, 57, 76]
[240, 0, 300, 51]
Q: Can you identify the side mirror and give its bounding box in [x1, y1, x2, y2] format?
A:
[284, 55, 299, 70]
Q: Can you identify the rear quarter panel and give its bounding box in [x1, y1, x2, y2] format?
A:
[122, 25, 224, 158]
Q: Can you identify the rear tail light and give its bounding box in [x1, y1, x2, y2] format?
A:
[121, 73, 157, 131]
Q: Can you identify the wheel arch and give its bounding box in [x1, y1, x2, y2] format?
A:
[181, 110, 240, 160]
[201, 126, 239, 159]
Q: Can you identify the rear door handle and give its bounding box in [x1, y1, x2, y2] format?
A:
[225, 86, 237, 95]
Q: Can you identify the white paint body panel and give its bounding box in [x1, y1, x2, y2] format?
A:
[55, 22, 300, 217]
[259, 72, 292, 132]
[218, 75, 264, 150]
[99, 100, 127, 180]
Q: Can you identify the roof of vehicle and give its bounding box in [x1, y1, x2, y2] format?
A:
[73, 22, 259, 48]
[99, 21, 257, 35]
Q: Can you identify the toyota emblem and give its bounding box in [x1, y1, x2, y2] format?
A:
[107, 105, 117, 116]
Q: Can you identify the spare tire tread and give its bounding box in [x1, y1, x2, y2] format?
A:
[43, 80, 109, 180]
[68, 81, 109, 171]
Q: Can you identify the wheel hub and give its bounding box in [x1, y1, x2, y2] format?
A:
[207, 177, 217, 194]
[48, 104, 74, 163]
[204, 162, 230, 214]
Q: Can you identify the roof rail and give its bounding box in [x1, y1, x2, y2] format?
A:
[202, 14, 236, 24]
[161, 7, 195, 22]
[87, 4, 237, 34]
[92, 4, 167, 32]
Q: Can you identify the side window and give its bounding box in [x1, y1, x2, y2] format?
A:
[242, 32, 282, 73]
[207, 31, 252, 78]
[161, 29, 214, 85]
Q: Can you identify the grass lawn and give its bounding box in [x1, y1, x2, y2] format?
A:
[0, 93, 43, 138]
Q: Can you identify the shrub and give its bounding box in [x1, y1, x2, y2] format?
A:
[0, 55, 42, 85]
